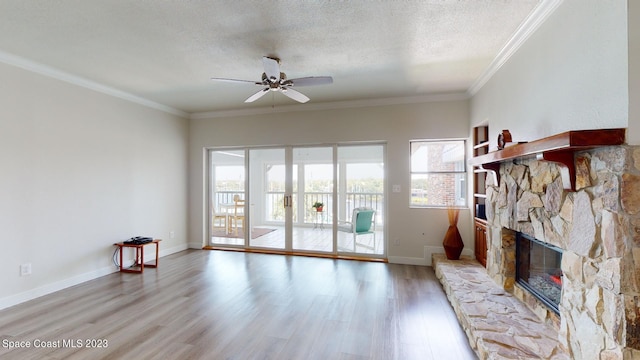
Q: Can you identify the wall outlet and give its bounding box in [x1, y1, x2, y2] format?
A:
[393, 238, 400, 246]
[169, 231, 175, 239]
[20, 263, 32, 276]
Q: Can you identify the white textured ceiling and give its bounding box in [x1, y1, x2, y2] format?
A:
[0, 1, 542, 114]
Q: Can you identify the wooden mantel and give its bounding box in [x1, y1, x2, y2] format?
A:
[468, 128, 626, 191]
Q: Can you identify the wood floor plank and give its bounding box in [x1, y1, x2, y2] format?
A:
[0, 250, 476, 359]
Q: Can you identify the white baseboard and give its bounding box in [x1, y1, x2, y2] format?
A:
[160, 243, 189, 257]
[0, 242, 189, 311]
[424, 246, 444, 266]
[0, 265, 118, 311]
[387, 256, 428, 266]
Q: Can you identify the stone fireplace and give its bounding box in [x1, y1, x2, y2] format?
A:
[483, 144, 640, 358]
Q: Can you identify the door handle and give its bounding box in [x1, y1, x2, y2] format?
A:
[283, 195, 292, 208]
[283, 195, 291, 208]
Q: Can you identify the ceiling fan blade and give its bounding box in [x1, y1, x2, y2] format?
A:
[286, 76, 333, 87]
[280, 88, 310, 103]
[211, 77, 261, 85]
[244, 88, 270, 103]
[262, 56, 281, 82]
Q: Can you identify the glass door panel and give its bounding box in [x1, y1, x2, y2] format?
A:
[248, 148, 286, 249]
[337, 145, 385, 256]
[209, 144, 385, 259]
[209, 150, 246, 247]
[292, 146, 334, 253]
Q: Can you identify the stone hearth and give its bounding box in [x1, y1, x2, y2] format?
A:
[482, 145, 640, 359]
[434, 254, 568, 359]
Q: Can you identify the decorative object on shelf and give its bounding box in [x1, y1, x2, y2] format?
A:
[312, 201, 324, 212]
[497, 129, 512, 150]
[469, 128, 625, 191]
[443, 206, 464, 260]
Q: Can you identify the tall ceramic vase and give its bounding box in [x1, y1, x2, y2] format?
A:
[443, 207, 463, 260]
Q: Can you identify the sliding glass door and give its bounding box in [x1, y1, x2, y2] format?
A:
[337, 145, 385, 256]
[248, 148, 287, 250]
[209, 150, 246, 247]
[208, 143, 385, 258]
[292, 146, 334, 253]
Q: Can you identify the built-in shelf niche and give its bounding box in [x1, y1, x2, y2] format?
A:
[472, 126, 489, 267]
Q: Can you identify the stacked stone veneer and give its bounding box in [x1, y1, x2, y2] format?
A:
[484, 145, 640, 359]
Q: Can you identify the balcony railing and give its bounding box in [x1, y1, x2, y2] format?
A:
[214, 191, 383, 226]
[269, 191, 383, 225]
[214, 191, 241, 206]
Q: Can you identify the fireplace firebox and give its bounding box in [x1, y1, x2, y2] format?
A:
[516, 232, 563, 314]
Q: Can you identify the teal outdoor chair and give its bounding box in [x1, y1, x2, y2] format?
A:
[338, 207, 376, 249]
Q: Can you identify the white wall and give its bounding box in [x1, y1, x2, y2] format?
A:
[630, 0, 640, 145]
[471, 0, 628, 147]
[0, 62, 189, 309]
[189, 100, 472, 264]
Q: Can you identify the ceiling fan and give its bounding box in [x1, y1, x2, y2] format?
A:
[211, 56, 333, 103]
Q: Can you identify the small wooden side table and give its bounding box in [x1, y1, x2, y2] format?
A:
[114, 239, 161, 273]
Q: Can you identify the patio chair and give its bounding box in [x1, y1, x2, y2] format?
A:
[212, 205, 228, 232]
[231, 194, 245, 235]
[338, 207, 376, 249]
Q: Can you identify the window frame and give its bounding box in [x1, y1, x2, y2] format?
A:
[409, 139, 467, 208]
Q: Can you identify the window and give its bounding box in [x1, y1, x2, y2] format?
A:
[410, 140, 466, 207]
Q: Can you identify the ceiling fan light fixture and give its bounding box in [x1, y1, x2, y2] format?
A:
[211, 56, 333, 104]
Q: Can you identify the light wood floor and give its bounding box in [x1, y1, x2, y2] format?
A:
[0, 250, 477, 360]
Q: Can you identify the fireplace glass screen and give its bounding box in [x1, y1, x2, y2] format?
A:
[516, 232, 563, 314]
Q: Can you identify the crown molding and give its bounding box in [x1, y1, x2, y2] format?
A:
[1, 48, 467, 121]
[0, 50, 188, 118]
[189, 92, 469, 120]
[1, 0, 558, 121]
[467, 0, 564, 96]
